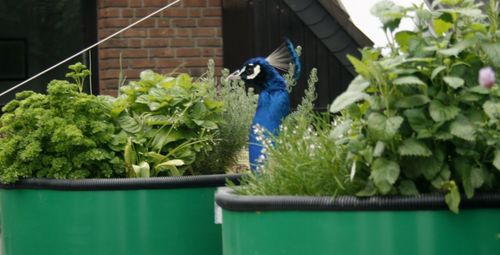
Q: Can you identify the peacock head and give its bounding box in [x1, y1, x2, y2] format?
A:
[228, 57, 277, 87]
[228, 40, 301, 90]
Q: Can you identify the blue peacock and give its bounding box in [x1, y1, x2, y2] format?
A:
[229, 40, 301, 171]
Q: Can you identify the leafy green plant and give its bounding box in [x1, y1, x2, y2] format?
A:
[236, 69, 358, 196]
[331, 0, 500, 212]
[192, 60, 258, 174]
[0, 63, 124, 183]
[111, 68, 225, 177]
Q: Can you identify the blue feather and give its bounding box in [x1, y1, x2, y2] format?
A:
[232, 41, 301, 172]
[286, 39, 301, 81]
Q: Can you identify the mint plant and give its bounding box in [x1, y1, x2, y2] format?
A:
[331, 0, 500, 212]
[111, 69, 225, 177]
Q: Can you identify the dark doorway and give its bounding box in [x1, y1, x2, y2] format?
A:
[0, 0, 98, 108]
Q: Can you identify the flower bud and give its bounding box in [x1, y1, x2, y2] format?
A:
[479, 67, 496, 89]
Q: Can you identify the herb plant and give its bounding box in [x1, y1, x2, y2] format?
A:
[236, 69, 358, 196]
[330, 0, 500, 212]
[192, 60, 258, 174]
[111, 68, 225, 177]
[0, 64, 125, 183]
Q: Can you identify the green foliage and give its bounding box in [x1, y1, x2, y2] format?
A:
[331, 0, 500, 212]
[0, 64, 124, 183]
[192, 60, 258, 174]
[236, 69, 360, 196]
[111, 68, 225, 177]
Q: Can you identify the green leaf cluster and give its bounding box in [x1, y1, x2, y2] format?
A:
[111, 68, 225, 177]
[331, 0, 500, 212]
[0, 64, 124, 183]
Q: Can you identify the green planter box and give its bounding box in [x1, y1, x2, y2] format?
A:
[0, 174, 239, 255]
[216, 187, 500, 255]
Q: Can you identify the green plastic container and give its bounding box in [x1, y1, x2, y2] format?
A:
[216, 187, 500, 255]
[0, 174, 239, 255]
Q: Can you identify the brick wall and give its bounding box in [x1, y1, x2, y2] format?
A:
[97, 0, 223, 96]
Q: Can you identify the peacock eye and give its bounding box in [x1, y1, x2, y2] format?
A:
[245, 66, 254, 75]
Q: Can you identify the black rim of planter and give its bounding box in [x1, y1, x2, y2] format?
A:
[0, 174, 241, 191]
[215, 187, 500, 211]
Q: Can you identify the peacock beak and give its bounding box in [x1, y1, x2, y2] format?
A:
[227, 67, 245, 81]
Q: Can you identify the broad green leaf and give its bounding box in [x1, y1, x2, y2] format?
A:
[483, 101, 500, 119]
[469, 86, 490, 94]
[398, 180, 419, 195]
[330, 120, 352, 139]
[443, 76, 464, 89]
[481, 43, 500, 66]
[367, 113, 404, 141]
[469, 22, 487, 33]
[431, 66, 446, 80]
[438, 40, 474, 56]
[156, 159, 185, 167]
[395, 31, 416, 52]
[454, 157, 475, 198]
[439, 0, 460, 6]
[429, 100, 460, 122]
[124, 137, 137, 166]
[494, 150, 500, 171]
[150, 129, 184, 151]
[132, 161, 150, 178]
[431, 165, 451, 189]
[356, 181, 377, 196]
[433, 15, 453, 35]
[395, 95, 430, 108]
[330, 91, 371, 113]
[398, 138, 432, 157]
[118, 114, 142, 133]
[347, 75, 370, 92]
[393, 76, 426, 86]
[444, 181, 460, 214]
[404, 108, 434, 138]
[371, 158, 400, 194]
[204, 98, 224, 110]
[347, 55, 370, 78]
[370, 0, 405, 31]
[373, 141, 385, 157]
[450, 115, 476, 141]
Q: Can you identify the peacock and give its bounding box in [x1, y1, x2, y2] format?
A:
[229, 40, 301, 171]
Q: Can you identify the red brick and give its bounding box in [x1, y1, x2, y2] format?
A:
[128, 39, 142, 48]
[99, 49, 122, 59]
[99, 59, 123, 69]
[202, 8, 221, 17]
[171, 38, 195, 47]
[135, 8, 157, 17]
[215, 48, 223, 56]
[127, 69, 142, 79]
[150, 48, 174, 57]
[176, 48, 202, 57]
[197, 38, 222, 47]
[172, 19, 196, 27]
[129, 18, 156, 28]
[191, 28, 217, 37]
[143, 0, 167, 7]
[201, 48, 215, 57]
[122, 28, 147, 37]
[184, 0, 206, 7]
[102, 18, 129, 28]
[185, 58, 209, 67]
[143, 38, 169, 47]
[208, 0, 221, 7]
[124, 49, 149, 58]
[157, 18, 171, 27]
[189, 9, 202, 17]
[100, 0, 128, 7]
[130, 0, 143, 8]
[157, 59, 186, 68]
[198, 18, 221, 27]
[121, 9, 134, 18]
[100, 39, 127, 48]
[149, 28, 175, 37]
[130, 59, 156, 68]
[163, 8, 189, 17]
[101, 69, 121, 79]
[99, 8, 120, 18]
[176, 29, 190, 37]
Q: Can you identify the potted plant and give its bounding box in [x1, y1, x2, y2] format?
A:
[0, 61, 256, 255]
[216, 1, 500, 254]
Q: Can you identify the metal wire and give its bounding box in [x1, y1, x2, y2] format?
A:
[0, 0, 181, 98]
